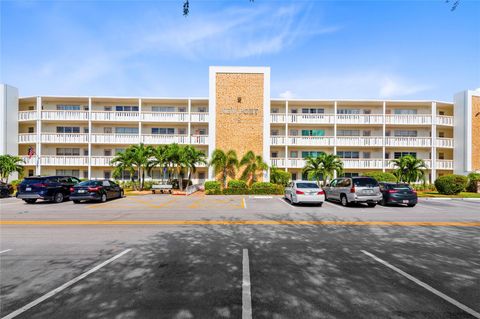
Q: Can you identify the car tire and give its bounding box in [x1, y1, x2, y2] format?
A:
[100, 193, 107, 202]
[54, 192, 64, 203]
[24, 199, 37, 204]
[380, 198, 387, 206]
[318, 202, 323, 207]
[367, 203, 377, 208]
[73, 200, 81, 204]
[341, 195, 349, 207]
[119, 190, 124, 199]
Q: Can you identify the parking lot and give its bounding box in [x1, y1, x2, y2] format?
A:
[1, 195, 479, 318]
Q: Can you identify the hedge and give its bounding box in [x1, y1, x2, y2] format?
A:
[251, 182, 284, 195]
[362, 172, 397, 182]
[466, 172, 480, 192]
[227, 180, 248, 189]
[205, 181, 221, 195]
[434, 174, 468, 195]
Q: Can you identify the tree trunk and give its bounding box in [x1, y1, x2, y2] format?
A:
[223, 168, 227, 189]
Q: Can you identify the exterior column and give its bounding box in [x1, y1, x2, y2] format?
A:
[333, 101, 337, 178]
[382, 101, 386, 172]
[188, 99, 192, 144]
[285, 100, 288, 172]
[431, 102, 437, 183]
[35, 96, 42, 175]
[88, 98, 92, 179]
[138, 98, 142, 144]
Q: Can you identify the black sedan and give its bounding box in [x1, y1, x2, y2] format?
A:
[378, 182, 417, 207]
[70, 180, 124, 203]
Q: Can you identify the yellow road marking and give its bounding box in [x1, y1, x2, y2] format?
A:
[1, 220, 479, 226]
[241, 198, 246, 209]
[187, 198, 204, 209]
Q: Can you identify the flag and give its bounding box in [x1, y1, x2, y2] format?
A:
[28, 146, 35, 159]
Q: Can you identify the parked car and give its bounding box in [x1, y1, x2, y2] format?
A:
[378, 182, 417, 207]
[70, 180, 123, 203]
[284, 181, 325, 205]
[16, 176, 81, 204]
[324, 177, 382, 207]
[0, 182, 14, 198]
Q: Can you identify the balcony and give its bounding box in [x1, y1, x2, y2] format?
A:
[436, 160, 453, 170]
[18, 133, 38, 143]
[18, 111, 38, 121]
[42, 133, 89, 144]
[270, 158, 384, 169]
[385, 137, 431, 147]
[287, 136, 335, 146]
[270, 136, 286, 145]
[336, 137, 383, 147]
[190, 112, 209, 122]
[91, 133, 139, 144]
[141, 134, 188, 144]
[190, 135, 208, 145]
[21, 156, 88, 166]
[289, 114, 335, 124]
[41, 111, 89, 121]
[91, 111, 140, 121]
[336, 114, 383, 125]
[385, 115, 432, 125]
[141, 112, 188, 122]
[436, 116, 454, 126]
[436, 138, 454, 148]
[91, 156, 115, 166]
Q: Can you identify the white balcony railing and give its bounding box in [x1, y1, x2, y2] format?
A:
[90, 156, 115, 166]
[21, 156, 88, 166]
[343, 159, 384, 169]
[385, 137, 431, 147]
[270, 114, 286, 123]
[385, 115, 432, 125]
[287, 136, 335, 146]
[336, 136, 383, 147]
[18, 111, 38, 121]
[190, 112, 209, 122]
[436, 160, 453, 170]
[18, 134, 38, 143]
[91, 133, 139, 144]
[190, 135, 208, 145]
[336, 114, 383, 125]
[270, 136, 286, 145]
[141, 134, 188, 144]
[436, 116, 454, 126]
[436, 138, 454, 148]
[41, 111, 89, 121]
[42, 133, 89, 143]
[290, 114, 335, 124]
[270, 158, 286, 167]
[91, 111, 140, 121]
[141, 112, 187, 122]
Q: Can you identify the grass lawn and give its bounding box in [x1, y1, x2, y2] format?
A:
[417, 191, 480, 198]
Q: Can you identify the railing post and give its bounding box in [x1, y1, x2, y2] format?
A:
[382, 101, 386, 172]
[35, 96, 42, 176]
[88, 97, 92, 179]
[431, 102, 437, 183]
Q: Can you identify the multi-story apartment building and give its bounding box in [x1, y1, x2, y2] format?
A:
[1, 66, 479, 183]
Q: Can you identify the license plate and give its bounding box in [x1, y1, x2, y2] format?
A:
[309, 192, 317, 195]
[403, 200, 409, 204]
[78, 190, 86, 193]
[26, 187, 31, 191]
[365, 190, 373, 194]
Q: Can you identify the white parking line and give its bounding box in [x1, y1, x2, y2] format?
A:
[323, 200, 345, 210]
[0, 249, 12, 254]
[242, 248, 252, 319]
[1, 249, 132, 319]
[416, 203, 444, 211]
[277, 197, 293, 207]
[361, 250, 480, 318]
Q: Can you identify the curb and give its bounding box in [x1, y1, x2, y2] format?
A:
[421, 197, 480, 201]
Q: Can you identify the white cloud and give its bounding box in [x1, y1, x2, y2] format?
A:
[279, 90, 295, 99]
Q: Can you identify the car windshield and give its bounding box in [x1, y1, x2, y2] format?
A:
[391, 184, 412, 190]
[77, 181, 102, 187]
[21, 178, 46, 185]
[353, 178, 378, 187]
[296, 182, 319, 189]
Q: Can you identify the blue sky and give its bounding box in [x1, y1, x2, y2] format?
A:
[1, 0, 479, 100]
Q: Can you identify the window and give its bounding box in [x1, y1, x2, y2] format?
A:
[28, 169, 34, 177]
[83, 170, 88, 178]
[302, 151, 325, 158]
[301, 129, 325, 136]
[104, 106, 112, 111]
[104, 149, 112, 156]
[152, 106, 175, 112]
[198, 107, 207, 113]
[115, 106, 139, 112]
[385, 152, 390, 159]
[83, 149, 89, 156]
[178, 107, 187, 113]
[289, 129, 299, 136]
[337, 130, 360, 136]
[290, 151, 298, 158]
[363, 152, 371, 159]
[271, 129, 279, 136]
[84, 106, 89, 111]
[115, 148, 125, 154]
[28, 127, 34, 133]
[292, 173, 297, 180]
[271, 108, 279, 114]
[103, 172, 111, 180]
[438, 132, 445, 138]
[439, 111, 445, 115]
[152, 128, 175, 134]
[439, 152, 445, 160]
[115, 127, 139, 134]
[337, 109, 360, 114]
[363, 130, 371, 136]
[56, 148, 80, 156]
[291, 109, 298, 114]
[394, 152, 417, 159]
[56, 105, 80, 111]
[385, 131, 391, 136]
[363, 109, 372, 114]
[271, 152, 278, 158]
[198, 172, 206, 180]
[337, 151, 360, 159]
[56, 126, 80, 133]
[394, 109, 417, 115]
[84, 128, 89, 133]
[301, 108, 324, 114]
[28, 106, 34, 111]
[178, 128, 187, 135]
[56, 169, 80, 178]
[394, 130, 417, 137]
[353, 177, 378, 186]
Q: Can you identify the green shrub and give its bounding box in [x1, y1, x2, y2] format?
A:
[205, 181, 221, 195]
[434, 175, 468, 195]
[251, 182, 284, 195]
[270, 169, 291, 186]
[222, 188, 250, 195]
[227, 180, 248, 189]
[466, 172, 480, 192]
[411, 183, 436, 191]
[142, 181, 154, 190]
[362, 171, 397, 182]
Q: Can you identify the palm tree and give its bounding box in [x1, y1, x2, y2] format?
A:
[302, 153, 343, 186]
[130, 143, 155, 190]
[391, 155, 427, 184]
[209, 149, 239, 189]
[183, 145, 207, 186]
[111, 151, 136, 188]
[150, 145, 170, 184]
[240, 151, 268, 184]
[0, 155, 24, 183]
[165, 143, 188, 190]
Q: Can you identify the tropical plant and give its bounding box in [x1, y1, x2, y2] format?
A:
[466, 172, 480, 192]
[240, 151, 268, 184]
[0, 155, 24, 183]
[362, 171, 397, 182]
[270, 166, 291, 186]
[435, 174, 468, 195]
[302, 153, 343, 186]
[209, 149, 239, 188]
[183, 145, 207, 187]
[391, 155, 428, 184]
[111, 149, 137, 189]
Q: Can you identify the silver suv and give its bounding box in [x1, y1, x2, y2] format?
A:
[324, 177, 382, 207]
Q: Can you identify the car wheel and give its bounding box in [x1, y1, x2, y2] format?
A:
[54, 192, 64, 203]
[119, 190, 124, 198]
[367, 203, 377, 208]
[24, 199, 37, 204]
[341, 195, 349, 207]
[100, 193, 107, 202]
[318, 202, 323, 207]
[73, 200, 81, 204]
[380, 198, 387, 206]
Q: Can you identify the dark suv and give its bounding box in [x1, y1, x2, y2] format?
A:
[16, 176, 81, 204]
